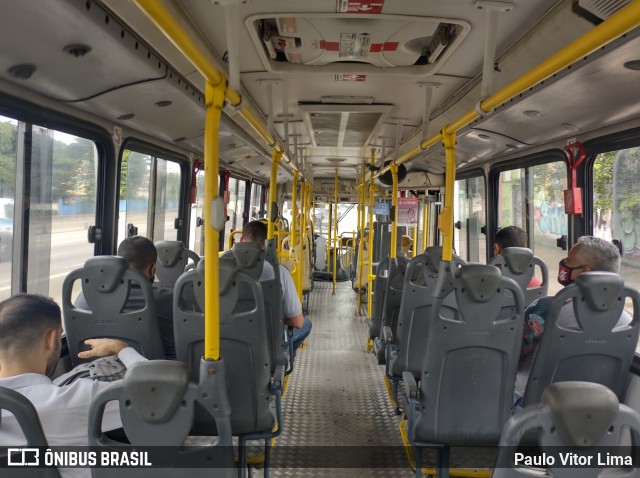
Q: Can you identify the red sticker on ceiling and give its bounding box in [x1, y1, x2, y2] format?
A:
[336, 0, 384, 14]
[335, 74, 366, 82]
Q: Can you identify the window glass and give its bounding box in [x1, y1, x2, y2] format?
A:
[223, 177, 239, 250]
[337, 203, 358, 236]
[189, 170, 205, 255]
[454, 177, 486, 263]
[154, 159, 181, 241]
[594, 147, 640, 288]
[454, 180, 467, 260]
[0, 116, 17, 301]
[499, 162, 567, 296]
[119, 150, 151, 244]
[27, 127, 98, 304]
[249, 183, 263, 220]
[531, 162, 567, 296]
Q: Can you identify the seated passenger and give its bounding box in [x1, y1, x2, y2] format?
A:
[494, 225, 542, 288]
[0, 294, 146, 478]
[241, 220, 311, 351]
[74, 236, 175, 359]
[513, 236, 629, 406]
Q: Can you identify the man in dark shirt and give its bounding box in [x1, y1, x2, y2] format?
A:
[74, 236, 175, 359]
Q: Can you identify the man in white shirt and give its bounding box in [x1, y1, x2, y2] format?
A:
[0, 293, 146, 478]
[241, 221, 311, 351]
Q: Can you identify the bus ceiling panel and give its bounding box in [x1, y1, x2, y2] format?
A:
[475, 31, 640, 147]
[74, 80, 206, 153]
[0, 0, 167, 102]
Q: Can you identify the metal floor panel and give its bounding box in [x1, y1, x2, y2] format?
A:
[264, 281, 414, 477]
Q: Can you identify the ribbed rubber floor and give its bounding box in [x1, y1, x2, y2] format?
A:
[266, 281, 414, 477]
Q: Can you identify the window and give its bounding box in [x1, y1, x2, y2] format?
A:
[223, 176, 247, 250]
[593, 147, 640, 291]
[0, 116, 17, 301]
[249, 183, 264, 220]
[118, 148, 184, 245]
[454, 176, 486, 263]
[498, 161, 568, 295]
[189, 170, 205, 255]
[21, 125, 98, 304]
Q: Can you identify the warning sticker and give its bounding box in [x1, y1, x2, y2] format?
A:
[335, 74, 367, 82]
[336, 0, 385, 14]
[278, 17, 297, 35]
[339, 32, 371, 58]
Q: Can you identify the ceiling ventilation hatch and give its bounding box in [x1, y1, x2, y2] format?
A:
[246, 14, 470, 75]
[300, 104, 392, 149]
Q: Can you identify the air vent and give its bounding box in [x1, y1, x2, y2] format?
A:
[574, 0, 630, 22]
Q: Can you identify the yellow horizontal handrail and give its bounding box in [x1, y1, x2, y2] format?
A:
[134, 0, 299, 174]
[376, 0, 640, 177]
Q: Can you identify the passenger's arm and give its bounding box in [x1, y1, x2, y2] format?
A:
[279, 265, 303, 329]
[285, 312, 304, 329]
[77, 338, 147, 368]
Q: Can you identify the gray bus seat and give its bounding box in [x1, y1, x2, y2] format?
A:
[384, 247, 465, 409]
[225, 242, 288, 374]
[493, 382, 640, 478]
[88, 360, 234, 478]
[155, 240, 200, 288]
[403, 264, 524, 478]
[62, 256, 165, 366]
[373, 255, 410, 363]
[368, 256, 389, 342]
[0, 387, 61, 478]
[488, 247, 548, 306]
[522, 272, 640, 407]
[173, 259, 282, 475]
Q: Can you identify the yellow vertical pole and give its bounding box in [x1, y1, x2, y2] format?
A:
[367, 149, 375, 318]
[390, 164, 399, 260]
[298, 181, 307, 302]
[267, 149, 283, 242]
[357, 162, 366, 314]
[422, 200, 429, 253]
[333, 170, 338, 294]
[203, 81, 225, 360]
[440, 129, 456, 262]
[327, 197, 332, 275]
[291, 172, 298, 251]
[412, 223, 418, 258]
[291, 172, 300, 297]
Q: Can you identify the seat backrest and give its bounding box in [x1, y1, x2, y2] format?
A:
[488, 247, 548, 305]
[0, 387, 61, 478]
[493, 382, 640, 478]
[390, 247, 465, 377]
[415, 264, 524, 445]
[62, 256, 165, 366]
[226, 242, 287, 372]
[381, 255, 410, 336]
[173, 258, 274, 435]
[155, 240, 200, 288]
[88, 360, 234, 478]
[523, 272, 640, 406]
[368, 256, 389, 339]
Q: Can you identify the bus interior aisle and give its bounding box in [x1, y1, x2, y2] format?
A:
[267, 281, 413, 477]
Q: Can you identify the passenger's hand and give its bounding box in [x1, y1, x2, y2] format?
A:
[78, 338, 129, 359]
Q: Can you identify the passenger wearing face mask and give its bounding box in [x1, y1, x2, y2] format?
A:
[74, 236, 176, 359]
[512, 236, 627, 406]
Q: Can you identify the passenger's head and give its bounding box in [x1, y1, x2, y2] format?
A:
[494, 226, 527, 256]
[0, 294, 62, 377]
[117, 235, 157, 280]
[241, 220, 268, 249]
[558, 236, 621, 286]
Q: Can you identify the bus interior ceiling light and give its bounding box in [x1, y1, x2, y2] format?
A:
[63, 44, 92, 58]
[155, 101, 173, 107]
[321, 96, 374, 105]
[7, 64, 36, 80]
[623, 60, 640, 71]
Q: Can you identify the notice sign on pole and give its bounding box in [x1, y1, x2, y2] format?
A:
[373, 201, 390, 216]
[397, 197, 419, 225]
